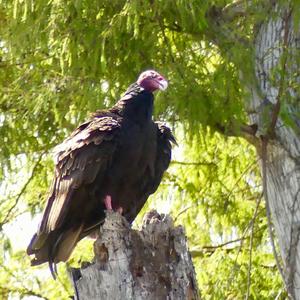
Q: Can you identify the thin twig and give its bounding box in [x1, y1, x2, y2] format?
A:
[0, 152, 45, 227]
[226, 159, 259, 200]
[226, 193, 263, 290]
[173, 205, 193, 222]
[158, 17, 185, 80]
[171, 160, 216, 166]
[245, 192, 263, 300]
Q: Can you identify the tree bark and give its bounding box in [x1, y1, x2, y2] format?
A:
[69, 210, 199, 300]
[250, 6, 300, 299]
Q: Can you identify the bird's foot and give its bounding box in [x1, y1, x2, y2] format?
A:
[116, 207, 123, 214]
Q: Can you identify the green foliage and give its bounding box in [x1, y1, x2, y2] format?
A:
[0, 0, 286, 299]
[166, 133, 283, 299]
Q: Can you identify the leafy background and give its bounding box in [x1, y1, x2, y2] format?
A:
[0, 0, 287, 299]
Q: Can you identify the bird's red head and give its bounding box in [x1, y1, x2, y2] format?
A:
[137, 70, 168, 92]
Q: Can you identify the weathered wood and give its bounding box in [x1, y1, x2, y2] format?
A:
[70, 210, 200, 300]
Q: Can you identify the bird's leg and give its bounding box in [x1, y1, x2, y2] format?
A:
[103, 195, 123, 214]
[104, 195, 113, 211]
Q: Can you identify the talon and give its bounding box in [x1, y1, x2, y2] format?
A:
[117, 207, 123, 214]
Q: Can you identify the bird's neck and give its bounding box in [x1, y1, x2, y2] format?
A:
[112, 84, 154, 124]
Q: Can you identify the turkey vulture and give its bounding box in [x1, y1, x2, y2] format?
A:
[27, 70, 176, 276]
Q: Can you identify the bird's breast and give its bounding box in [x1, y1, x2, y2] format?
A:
[107, 121, 156, 184]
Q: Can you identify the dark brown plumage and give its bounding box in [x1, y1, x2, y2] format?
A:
[27, 70, 176, 276]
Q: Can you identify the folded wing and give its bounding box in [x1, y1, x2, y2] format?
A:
[27, 116, 120, 268]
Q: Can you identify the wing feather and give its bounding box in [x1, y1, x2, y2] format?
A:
[38, 116, 120, 234]
[150, 122, 176, 192]
[125, 123, 176, 223]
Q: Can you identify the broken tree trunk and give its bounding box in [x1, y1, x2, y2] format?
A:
[70, 210, 199, 300]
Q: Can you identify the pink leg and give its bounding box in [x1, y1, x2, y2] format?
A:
[104, 195, 113, 210]
[104, 195, 123, 214]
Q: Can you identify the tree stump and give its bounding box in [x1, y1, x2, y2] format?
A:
[70, 210, 200, 300]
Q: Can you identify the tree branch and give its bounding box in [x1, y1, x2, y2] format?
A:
[221, 1, 248, 22]
[215, 122, 259, 146]
[190, 225, 265, 258]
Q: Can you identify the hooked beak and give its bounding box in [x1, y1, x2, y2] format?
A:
[158, 79, 168, 91]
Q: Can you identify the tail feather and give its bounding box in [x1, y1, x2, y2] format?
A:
[54, 225, 83, 263]
[27, 226, 84, 279]
[27, 232, 47, 255]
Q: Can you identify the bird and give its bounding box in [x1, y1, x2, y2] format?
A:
[27, 70, 176, 277]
